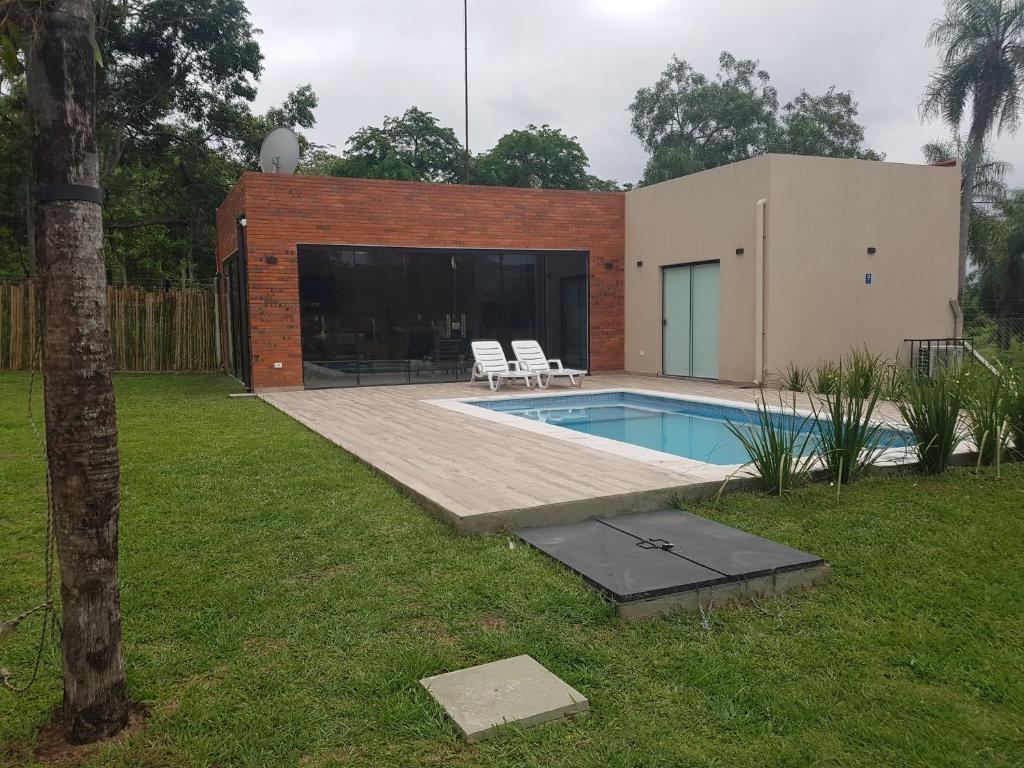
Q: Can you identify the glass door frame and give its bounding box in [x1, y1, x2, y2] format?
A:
[223, 249, 252, 389]
[296, 244, 590, 388]
[660, 259, 720, 380]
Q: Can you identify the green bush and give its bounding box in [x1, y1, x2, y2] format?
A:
[962, 366, 1014, 467]
[812, 360, 842, 396]
[812, 388, 888, 485]
[779, 363, 810, 393]
[897, 370, 967, 474]
[1003, 367, 1024, 458]
[844, 347, 885, 398]
[725, 395, 817, 495]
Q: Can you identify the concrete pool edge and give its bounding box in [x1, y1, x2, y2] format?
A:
[427, 387, 924, 485]
[262, 377, 979, 538]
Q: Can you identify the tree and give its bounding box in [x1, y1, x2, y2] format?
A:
[962, 191, 1024, 349]
[629, 51, 880, 186]
[18, 0, 128, 743]
[0, 75, 31, 277]
[773, 88, 883, 160]
[319, 111, 619, 191]
[332, 107, 464, 183]
[923, 0, 1024, 311]
[629, 52, 779, 184]
[923, 137, 1011, 202]
[474, 124, 609, 190]
[0, 0, 319, 283]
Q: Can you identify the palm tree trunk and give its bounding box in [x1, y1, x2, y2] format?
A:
[958, 132, 984, 327]
[25, 0, 128, 744]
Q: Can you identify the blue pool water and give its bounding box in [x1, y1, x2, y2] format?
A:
[471, 391, 913, 466]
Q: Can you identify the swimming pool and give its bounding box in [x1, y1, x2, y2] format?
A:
[469, 391, 913, 466]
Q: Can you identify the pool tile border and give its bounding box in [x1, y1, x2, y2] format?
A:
[426, 387, 925, 485]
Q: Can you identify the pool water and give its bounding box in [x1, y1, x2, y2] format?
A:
[470, 391, 912, 466]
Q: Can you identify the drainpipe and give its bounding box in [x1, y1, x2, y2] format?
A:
[753, 198, 767, 386]
[950, 298, 963, 338]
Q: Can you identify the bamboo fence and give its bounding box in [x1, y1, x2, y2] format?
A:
[0, 280, 218, 372]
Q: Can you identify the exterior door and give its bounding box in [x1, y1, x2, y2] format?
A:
[560, 276, 588, 370]
[224, 251, 251, 388]
[662, 266, 691, 376]
[661, 262, 720, 379]
[690, 262, 720, 378]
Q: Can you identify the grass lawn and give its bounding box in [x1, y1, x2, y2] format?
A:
[1, 373, 1022, 767]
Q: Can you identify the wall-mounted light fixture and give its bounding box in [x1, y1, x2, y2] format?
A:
[265, 254, 278, 265]
[867, 246, 877, 255]
[735, 248, 745, 256]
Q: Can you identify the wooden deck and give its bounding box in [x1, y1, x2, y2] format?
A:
[262, 374, 906, 534]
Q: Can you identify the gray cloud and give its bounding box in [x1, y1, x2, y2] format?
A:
[247, 0, 1024, 187]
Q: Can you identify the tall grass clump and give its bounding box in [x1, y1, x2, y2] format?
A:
[896, 368, 966, 474]
[780, 363, 810, 393]
[812, 360, 842, 395]
[813, 385, 888, 485]
[962, 365, 1014, 468]
[1009, 368, 1024, 458]
[844, 346, 884, 398]
[725, 394, 817, 495]
[877, 360, 906, 401]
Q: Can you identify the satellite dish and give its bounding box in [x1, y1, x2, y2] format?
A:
[259, 127, 300, 174]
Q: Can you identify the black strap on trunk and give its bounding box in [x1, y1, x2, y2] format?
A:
[32, 184, 103, 205]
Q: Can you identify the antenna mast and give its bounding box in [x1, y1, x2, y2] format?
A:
[463, 0, 470, 183]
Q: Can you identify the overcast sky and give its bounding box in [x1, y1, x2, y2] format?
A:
[245, 0, 1024, 187]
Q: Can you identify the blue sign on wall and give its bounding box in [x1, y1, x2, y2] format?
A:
[865, 273, 873, 284]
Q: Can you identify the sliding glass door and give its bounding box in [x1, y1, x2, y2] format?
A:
[297, 246, 588, 388]
[662, 261, 720, 379]
[223, 251, 251, 388]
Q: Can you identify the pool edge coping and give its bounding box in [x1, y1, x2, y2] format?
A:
[425, 387, 931, 484]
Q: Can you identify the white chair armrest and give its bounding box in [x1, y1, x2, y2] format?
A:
[548, 359, 564, 370]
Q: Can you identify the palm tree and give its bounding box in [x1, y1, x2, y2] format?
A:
[923, 137, 1012, 202]
[923, 0, 1024, 320]
[3, 0, 129, 744]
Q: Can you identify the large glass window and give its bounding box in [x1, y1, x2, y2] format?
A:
[297, 245, 588, 388]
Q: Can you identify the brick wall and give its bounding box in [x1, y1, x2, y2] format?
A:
[216, 173, 625, 390]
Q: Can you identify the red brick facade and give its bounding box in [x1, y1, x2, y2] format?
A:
[215, 173, 625, 390]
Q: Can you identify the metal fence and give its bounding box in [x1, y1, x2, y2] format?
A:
[0, 280, 219, 372]
[964, 311, 1024, 370]
[904, 338, 976, 376]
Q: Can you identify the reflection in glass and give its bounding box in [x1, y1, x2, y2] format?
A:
[298, 246, 589, 388]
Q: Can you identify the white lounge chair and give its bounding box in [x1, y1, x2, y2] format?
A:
[470, 340, 538, 391]
[511, 340, 587, 388]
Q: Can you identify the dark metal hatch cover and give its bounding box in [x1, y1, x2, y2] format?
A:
[518, 510, 825, 604]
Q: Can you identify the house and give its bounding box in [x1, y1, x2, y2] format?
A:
[215, 154, 959, 392]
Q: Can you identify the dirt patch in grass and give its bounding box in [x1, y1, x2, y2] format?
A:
[28, 702, 149, 766]
[480, 615, 510, 632]
[407, 618, 460, 647]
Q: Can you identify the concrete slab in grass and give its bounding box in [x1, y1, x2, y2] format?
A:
[420, 655, 589, 743]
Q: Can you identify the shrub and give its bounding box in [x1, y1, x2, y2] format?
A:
[962, 366, 1014, 467]
[1010, 369, 1024, 458]
[844, 346, 885, 398]
[896, 369, 966, 474]
[725, 394, 817, 495]
[812, 388, 889, 485]
[779, 363, 810, 393]
[876, 360, 906, 401]
[812, 360, 842, 395]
